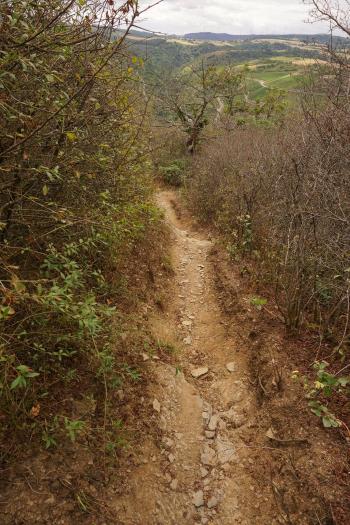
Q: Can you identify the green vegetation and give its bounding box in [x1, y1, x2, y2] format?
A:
[0, 0, 164, 465]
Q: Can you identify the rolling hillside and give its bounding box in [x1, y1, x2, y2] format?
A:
[124, 31, 328, 97]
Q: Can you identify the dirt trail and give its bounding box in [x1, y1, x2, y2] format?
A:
[116, 190, 275, 525]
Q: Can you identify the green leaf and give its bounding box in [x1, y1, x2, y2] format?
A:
[11, 375, 26, 390]
[42, 184, 49, 196]
[250, 296, 268, 310]
[322, 416, 339, 428]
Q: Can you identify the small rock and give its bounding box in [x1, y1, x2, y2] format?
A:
[183, 336, 193, 345]
[168, 453, 175, 463]
[217, 439, 235, 465]
[170, 479, 178, 490]
[208, 414, 219, 431]
[203, 402, 212, 418]
[201, 444, 217, 466]
[117, 390, 125, 401]
[207, 497, 218, 509]
[142, 353, 150, 362]
[221, 407, 245, 429]
[182, 320, 192, 327]
[193, 490, 204, 508]
[200, 467, 209, 478]
[163, 437, 174, 449]
[226, 362, 236, 373]
[191, 367, 209, 379]
[205, 431, 215, 439]
[153, 399, 161, 413]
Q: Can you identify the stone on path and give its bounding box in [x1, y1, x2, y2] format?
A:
[153, 399, 161, 413]
[201, 444, 217, 466]
[207, 496, 218, 509]
[217, 439, 235, 465]
[208, 414, 219, 431]
[193, 490, 205, 508]
[170, 479, 178, 491]
[191, 367, 209, 379]
[201, 467, 209, 478]
[226, 362, 236, 373]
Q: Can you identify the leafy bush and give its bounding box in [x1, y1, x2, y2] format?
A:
[0, 0, 161, 453]
[159, 159, 186, 186]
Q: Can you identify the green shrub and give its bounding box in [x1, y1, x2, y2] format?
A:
[159, 159, 186, 186]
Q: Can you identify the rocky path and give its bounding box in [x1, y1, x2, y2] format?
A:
[116, 190, 274, 524]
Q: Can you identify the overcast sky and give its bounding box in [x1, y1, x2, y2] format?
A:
[139, 0, 330, 36]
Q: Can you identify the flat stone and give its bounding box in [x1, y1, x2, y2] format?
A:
[182, 320, 192, 327]
[191, 367, 209, 379]
[163, 438, 174, 449]
[170, 479, 178, 490]
[222, 407, 246, 429]
[153, 399, 161, 413]
[226, 362, 236, 373]
[168, 453, 175, 463]
[205, 431, 215, 439]
[207, 497, 218, 509]
[208, 414, 219, 431]
[217, 439, 235, 465]
[201, 444, 217, 466]
[201, 467, 209, 478]
[193, 490, 204, 508]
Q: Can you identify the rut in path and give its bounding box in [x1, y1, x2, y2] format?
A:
[116, 190, 276, 525]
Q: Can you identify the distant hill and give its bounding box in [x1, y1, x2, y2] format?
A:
[183, 32, 347, 45]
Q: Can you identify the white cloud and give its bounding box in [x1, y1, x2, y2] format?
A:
[139, 0, 331, 35]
